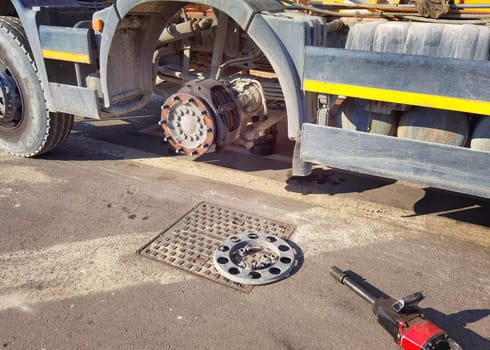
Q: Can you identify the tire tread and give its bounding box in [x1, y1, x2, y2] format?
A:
[0, 16, 73, 157]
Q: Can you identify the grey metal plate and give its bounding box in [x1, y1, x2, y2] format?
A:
[304, 46, 490, 103]
[138, 202, 295, 292]
[300, 123, 490, 199]
[49, 83, 100, 119]
[40, 25, 93, 62]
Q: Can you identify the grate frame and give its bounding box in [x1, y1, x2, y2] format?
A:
[138, 202, 295, 292]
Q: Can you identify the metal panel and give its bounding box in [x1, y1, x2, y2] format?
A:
[303, 47, 490, 115]
[300, 123, 490, 198]
[49, 83, 100, 118]
[346, 21, 490, 60]
[12, 0, 79, 7]
[116, 0, 285, 30]
[248, 14, 305, 140]
[39, 25, 93, 64]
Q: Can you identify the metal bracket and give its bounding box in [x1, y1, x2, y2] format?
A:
[317, 94, 329, 126]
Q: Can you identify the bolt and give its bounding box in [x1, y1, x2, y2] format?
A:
[238, 245, 252, 257]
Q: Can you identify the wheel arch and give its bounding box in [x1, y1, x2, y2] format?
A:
[96, 0, 305, 138]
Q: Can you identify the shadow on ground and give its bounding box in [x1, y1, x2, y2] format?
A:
[408, 188, 490, 227]
[423, 308, 490, 349]
[40, 111, 489, 229]
[285, 168, 489, 228]
[285, 168, 396, 196]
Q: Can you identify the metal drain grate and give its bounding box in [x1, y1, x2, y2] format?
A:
[138, 202, 295, 292]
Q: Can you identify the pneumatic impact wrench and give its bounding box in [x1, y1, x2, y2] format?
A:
[329, 266, 462, 350]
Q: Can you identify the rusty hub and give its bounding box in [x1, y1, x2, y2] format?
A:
[160, 93, 215, 155]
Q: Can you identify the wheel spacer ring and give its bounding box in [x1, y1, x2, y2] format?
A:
[213, 233, 296, 286]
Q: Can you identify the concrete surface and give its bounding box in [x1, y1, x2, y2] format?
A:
[0, 110, 489, 349]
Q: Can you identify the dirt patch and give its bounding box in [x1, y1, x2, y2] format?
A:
[0, 166, 51, 184]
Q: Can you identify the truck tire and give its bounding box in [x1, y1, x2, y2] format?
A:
[0, 16, 73, 157]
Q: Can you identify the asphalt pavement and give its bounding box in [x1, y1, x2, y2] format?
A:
[0, 111, 489, 349]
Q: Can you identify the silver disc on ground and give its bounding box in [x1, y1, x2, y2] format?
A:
[213, 233, 296, 285]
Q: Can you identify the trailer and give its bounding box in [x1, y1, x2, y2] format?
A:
[0, 0, 489, 197]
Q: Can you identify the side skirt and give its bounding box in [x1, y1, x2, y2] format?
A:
[300, 123, 490, 198]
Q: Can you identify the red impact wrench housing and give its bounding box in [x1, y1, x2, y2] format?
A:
[329, 266, 462, 350]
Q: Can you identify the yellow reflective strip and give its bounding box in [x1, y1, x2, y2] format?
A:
[42, 49, 91, 64]
[304, 80, 490, 116]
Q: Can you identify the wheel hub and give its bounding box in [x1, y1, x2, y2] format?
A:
[160, 93, 215, 155]
[0, 63, 22, 129]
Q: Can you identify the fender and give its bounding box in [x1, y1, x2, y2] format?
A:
[95, 0, 307, 138]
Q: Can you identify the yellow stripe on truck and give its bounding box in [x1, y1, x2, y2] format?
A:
[42, 49, 91, 64]
[304, 80, 490, 116]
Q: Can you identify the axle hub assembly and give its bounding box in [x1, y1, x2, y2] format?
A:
[160, 93, 215, 155]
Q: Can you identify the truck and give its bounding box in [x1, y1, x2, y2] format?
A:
[0, 0, 489, 198]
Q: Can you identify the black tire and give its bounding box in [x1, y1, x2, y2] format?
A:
[0, 16, 73, 157]
[250, 133, 275, 156]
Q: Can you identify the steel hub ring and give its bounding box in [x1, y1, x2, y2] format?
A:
[160, 93, 215, 155]
[213, 233, 296, 285]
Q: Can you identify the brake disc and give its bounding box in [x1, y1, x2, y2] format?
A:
[213, 233, 296, 285]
